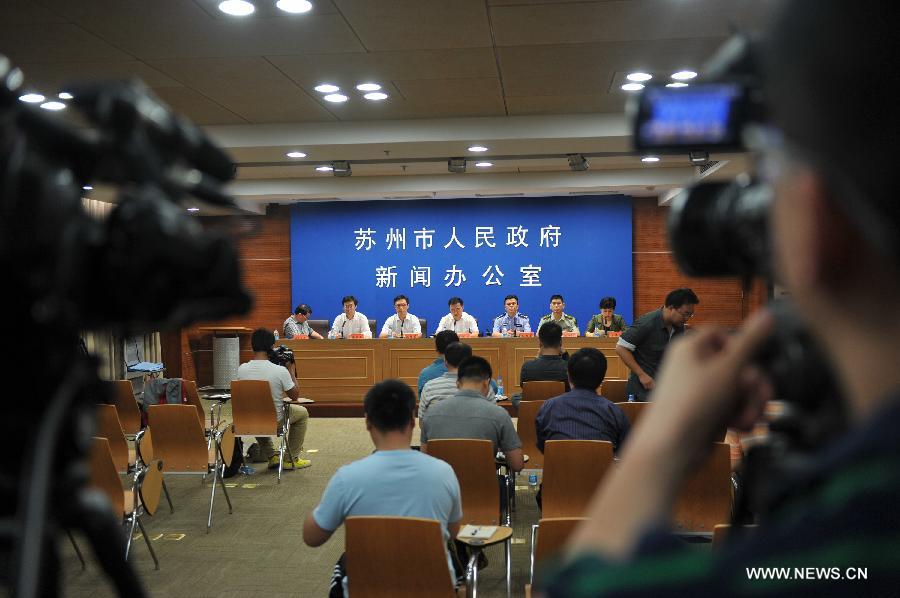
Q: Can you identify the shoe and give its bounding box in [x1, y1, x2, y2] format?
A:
[283, 457, 311, 470]
[267, 455, 281, 469]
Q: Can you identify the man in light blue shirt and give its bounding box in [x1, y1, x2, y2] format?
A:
[304, 379, 463, 595]
[417, 330, 460, 395]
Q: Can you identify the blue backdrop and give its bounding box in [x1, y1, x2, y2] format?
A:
[289, 195, 633, 335]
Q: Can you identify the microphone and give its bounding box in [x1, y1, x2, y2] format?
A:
[341, 317, 348, 339]
[399, 316, 404, 338]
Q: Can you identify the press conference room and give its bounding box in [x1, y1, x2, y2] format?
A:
[5, 1, 800, 596]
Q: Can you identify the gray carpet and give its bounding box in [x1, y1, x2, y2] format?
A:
[61, 414, 547, 597]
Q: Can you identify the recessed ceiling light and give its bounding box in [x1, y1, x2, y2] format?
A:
[641, 156, 660, 163]
[475, 162, 493, 167]
[467, 145, 488, 152]
[314, 83, 340, 93]
[323, 93, 348, 103]
[82, 185, 93, 190]
[666, 82, 689, 88]
[315, 165, 334, 172]
[40, 101, 66, 110]
[286, 151, 307, 158]
[187, 207, 200, 212]
[275, 0, 312, 13]
[356, 83, 382, 92]
[620, 83, 644, 91]
[58, 92, 74, 100]
[671, 70, 698, 80]
[363, 92, 388, 101]
[218, 0, 255, 16]
[18, 93, 45, 103]
[626, 72, 653, 82]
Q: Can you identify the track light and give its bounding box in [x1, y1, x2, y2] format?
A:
[566, 154, 589, 172]
[448, 157, 467, 173]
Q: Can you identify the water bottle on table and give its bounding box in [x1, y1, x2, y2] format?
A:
[628, 394, 635, 402]
[497, 376, 504, 399]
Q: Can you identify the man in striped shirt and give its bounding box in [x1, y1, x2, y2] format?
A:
[418, 342, 496, 418]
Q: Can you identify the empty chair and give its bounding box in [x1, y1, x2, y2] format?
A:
[307, 319, 329, 338]
[133, 426, 174, 515]
[89, 437, 163, 569]
[529, 517, 587, 589]
[672, 442, 732, 538]
[417, 318, 428, 335]
[147, 404, 233, 532]
[516, 400, 546, 469]
[541, 440, 614, 518]
[614, 401, 651, 428]
[230, 379, 294, 482]
[183, 379, 222, 449]
[521, 381, 566, 403]
[368, 319, 377, 336]
[95, 403, 135, 472]
[426, 439, 512, 597]
[600, 379, 628, 403]
[110, 380, 142, 436]
[345, 516, 457, 598]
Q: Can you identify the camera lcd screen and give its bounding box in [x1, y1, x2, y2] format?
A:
[635, 83, 744, 150]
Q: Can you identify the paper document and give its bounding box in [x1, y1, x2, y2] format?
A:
[459, 525, 497, 539]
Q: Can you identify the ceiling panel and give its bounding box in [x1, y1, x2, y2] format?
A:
[4, 0, 69, 24]
[393, 77, 503, 102]
[16, 61, 183, 93]
[0, 23, 132, 62]
[147, 57, 336, 123]
[506, 93, 627, 115]
[311, 92, 508, 121]
[151, 87, 247, 125]
[334, 0, 493, 51]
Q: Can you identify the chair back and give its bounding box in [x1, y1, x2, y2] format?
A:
[220, 425, 236, 467]
[516, 400, 546, 469]
[308, 319, 329, 337]
[136, 426, 155, 464]
[418, 318, 427, 335]
[600, 379, 627, 404]
[110, 380, 142, 435]
[542, 440, 614, 518]
[368, 319, 377, 336]
[672, 442, 732, 533]
[146, 405, 210, 473]
[534, 517, 587, 577]
[230, 380, 278, 436]
[183, 380, 207, 429]
[95, 404, 130, 472]
[89, 437, 124, 516]
[521, 381, 566, 403]
[426, 439, 500, 525]
[614, 401, 650, 428]
[139, 461, 164, 516]
[345, 516, 456, 598]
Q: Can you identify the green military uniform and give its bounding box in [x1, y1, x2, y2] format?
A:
[586, 313, 627, 334]
[537, 313, 578, 333]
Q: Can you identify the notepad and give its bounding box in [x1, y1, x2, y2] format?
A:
[459, 525, 497, 539]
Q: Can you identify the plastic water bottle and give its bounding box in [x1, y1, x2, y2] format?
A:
[239, 464, 255, 475]
[528, 473, 538, 486]
[497, 376, 504, 398]
[273, 330, 279, 341]
[628, 393, 635, 402]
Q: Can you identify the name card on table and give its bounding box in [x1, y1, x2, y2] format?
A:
[349, 333, 367, 339]
[517, 332, 535, 338]
[562, 331, 578, 337]
[291, 334, 309, 340]
[608, 331, 623, 338]
[399, 333, 421, 339]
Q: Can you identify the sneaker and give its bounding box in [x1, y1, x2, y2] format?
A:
[267, 455, 281, 469]
[283, 457, 312, 470]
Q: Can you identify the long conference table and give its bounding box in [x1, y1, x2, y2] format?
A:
[281, 336, 626, 403]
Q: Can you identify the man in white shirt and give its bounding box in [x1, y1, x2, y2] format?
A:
[329, 295, 372, 338]
[435, 296, 479, 335]
[379, 294, 422, 338]
[235, 328, 311, 469]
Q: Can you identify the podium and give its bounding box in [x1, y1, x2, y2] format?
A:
[197, 327, 251, 388]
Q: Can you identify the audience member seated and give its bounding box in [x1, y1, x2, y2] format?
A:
[236, 328, 311, 470]
[512, 321, 570, 406]
[303, 379, 463, 597]
[419, 342, 497, 419]
[417, 330, 460, 396]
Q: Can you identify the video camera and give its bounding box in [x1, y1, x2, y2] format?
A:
[269, 345, 295, 367]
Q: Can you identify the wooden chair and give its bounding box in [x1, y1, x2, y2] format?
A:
[528, 517, 587, 591]
[184, 379, 222, 449]
[95, 403, 135, 472]
[230, 379, 294, 482]
[672, 442, 732, 538]
[89, 437, 163, 569]
[426, 439, 512, 597]
[614, 401, 651, 428]
[600, 379, 628, 404]
[521, 381, 566, 403]
[133, 426, 174, 514]
[147, 404, 233, 532]
[516, 400, 546, 469]
[345, 516, 457, 598]
[712, 523, 757, 550]
[541, 440, 614, 518]
[110, 380, 142, 436]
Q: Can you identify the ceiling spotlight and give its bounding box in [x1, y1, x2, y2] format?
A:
[40, 101, 66, 110]
[314, 83, 340, 93]
[641, 156, 660, 163]
[218, 0, 255, 16]
[448, 158, 467, 173]
[315, 165, 334, 172]
[363, 92, 388, 101]
[666, 82, 689, 88]
[689, 150, 710, 165]
[332, 161, 351, 177]
[671, 70, 698, 80]
[323, 93, 348, 103]
[475, 161, 493, 168]
[187, 207, 200, 212]
[286, 151, 307, 158]
[82, 185, 93, 190]
[626, 72, 653, 82]
[467, 145, 488, 152]
[276, 0, 313, 13]
[18, 93, 45, 103]
[620, 83, 644, 92]
[58, 92, 74, 100]
[567, 154, 589, 172]
[356, 83, 381, 91]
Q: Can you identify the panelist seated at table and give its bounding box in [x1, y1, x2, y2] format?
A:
[491, 294, 531, 337]
[585, 296, 628, 337]
[379, 294, 422, 338]
[329, 295, 372, 339]
[434, 296, 479, 336]
[537, 294, 579, 334]
[283, 303, 324, 339]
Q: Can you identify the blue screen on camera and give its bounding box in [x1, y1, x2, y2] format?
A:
[639, 84, 741, 146]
